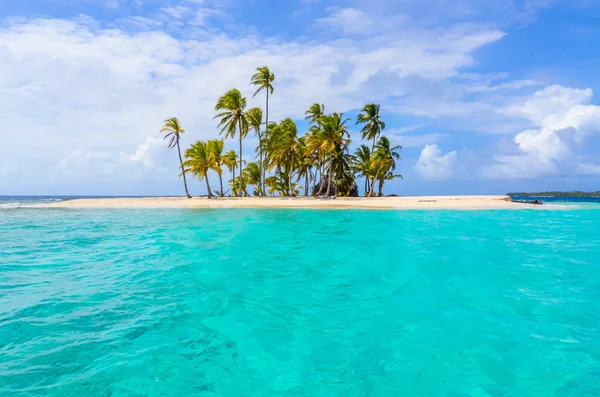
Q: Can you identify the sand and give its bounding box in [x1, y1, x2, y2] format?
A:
[45, 196, 555, 210]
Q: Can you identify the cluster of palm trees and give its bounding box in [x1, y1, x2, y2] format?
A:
[160, 66, 402, 198]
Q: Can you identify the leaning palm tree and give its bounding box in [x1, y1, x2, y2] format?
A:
[356, 104, 386, 151]
[246, 107, 265, 196]
[251, 67, 274, 193]
[214, 89, 248, 196]
[160, 117, 192, 198]
[182, 141, 215, 199]
[208, 139, 226, 197]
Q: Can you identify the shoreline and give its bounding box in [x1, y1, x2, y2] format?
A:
[45, 195, 562, 210]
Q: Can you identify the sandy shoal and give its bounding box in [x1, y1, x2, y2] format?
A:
[45, 196, 556, 210]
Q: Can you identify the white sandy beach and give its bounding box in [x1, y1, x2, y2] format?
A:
[46, 195, 553, 210]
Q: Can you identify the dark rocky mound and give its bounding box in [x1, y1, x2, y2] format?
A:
[312, 178, 359, 197]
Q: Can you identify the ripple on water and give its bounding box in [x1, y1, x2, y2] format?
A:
[1, 208, 600, 396]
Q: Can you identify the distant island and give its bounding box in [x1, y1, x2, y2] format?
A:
[508, 191, 600, 197]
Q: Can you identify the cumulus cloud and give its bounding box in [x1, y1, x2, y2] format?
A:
[414, 144, 458, 180]
[483, 85, 600, 179]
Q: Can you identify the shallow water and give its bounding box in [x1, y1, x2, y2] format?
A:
[1, 208, 600, 396]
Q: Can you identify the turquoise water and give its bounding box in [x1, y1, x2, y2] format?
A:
[1, 208, 600, 396]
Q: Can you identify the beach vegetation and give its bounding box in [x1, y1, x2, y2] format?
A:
[182, 140, 215, 198]
[163, 67, 403, 198]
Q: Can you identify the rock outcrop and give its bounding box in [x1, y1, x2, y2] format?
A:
[312, 178, 359, 197]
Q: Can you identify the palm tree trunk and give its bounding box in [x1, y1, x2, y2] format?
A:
[176, 138, 192, 198]
[258, 133, 264, 197]
[371, 168, 381, 197]
[325, 161, 333, 197]
[205, 176, 212, 199]
[370, 177, 377, 197]
[232, 166, 236, 197]
[288, 151, 294, 196]
[305, 172, 309, 197]
[218, 171, 224, 197]
[238, 119, 244, 197]
[378, 179, 383, 197]
[316, 165, 324, 196]
[263, 90, 269, 196]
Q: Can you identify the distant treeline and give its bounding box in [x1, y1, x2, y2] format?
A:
[508, 191, 600, 197]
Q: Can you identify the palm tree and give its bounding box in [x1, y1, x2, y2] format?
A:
[208, 139, 226, 197]
[372, 136, 402, 196]
[182, 141, 215, 198]
[352, 144, 375, 196]
[223, 150, 238, 196]
[160, 117, 192, 198]
[214, 89, 248, 196]
[264, 173, 301, 196]
[243, 161, 262, 195]
[230, 176, 249, 197]
[356, 104, 386, 151]
[266, 118, 300, 196]
[246, 107, 265, 196]
[296, 137, 314, 196]
[251, 66, 274, 194]
[305, 103, 325, 126]
[307, 112, 350, 196]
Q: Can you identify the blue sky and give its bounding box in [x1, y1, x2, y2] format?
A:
[1, 0, 600, 196]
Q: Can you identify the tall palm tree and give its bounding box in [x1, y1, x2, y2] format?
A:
[182, 141, 215, 198]
[208, 139, 226, 197]
[372, 136, 402, 196]
[251, 66, 274, 194]
[356, 104, 386, 151]
[305, 103, 325, 126]
[160, 117, 192, 198]
[223, 150, 238, 196]
[246, 106, 265, 196]
[214, 89, 248, 196]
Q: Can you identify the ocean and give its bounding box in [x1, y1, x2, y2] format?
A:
[1, 197, 600, 396]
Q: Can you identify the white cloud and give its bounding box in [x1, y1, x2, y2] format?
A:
[56, 136, 174, 181]
[414, 144, 458, 180]
[57, 149, 115, 172]
[316, 8, 373, 35]
[121, 136, 165, 168]
[400, 133, 450, 148]
[483, 85, 600, 179]
[386, 126, 449, 148]
[0, 14, 509, 192]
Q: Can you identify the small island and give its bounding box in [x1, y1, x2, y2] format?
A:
[508, 191, 600, 197]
